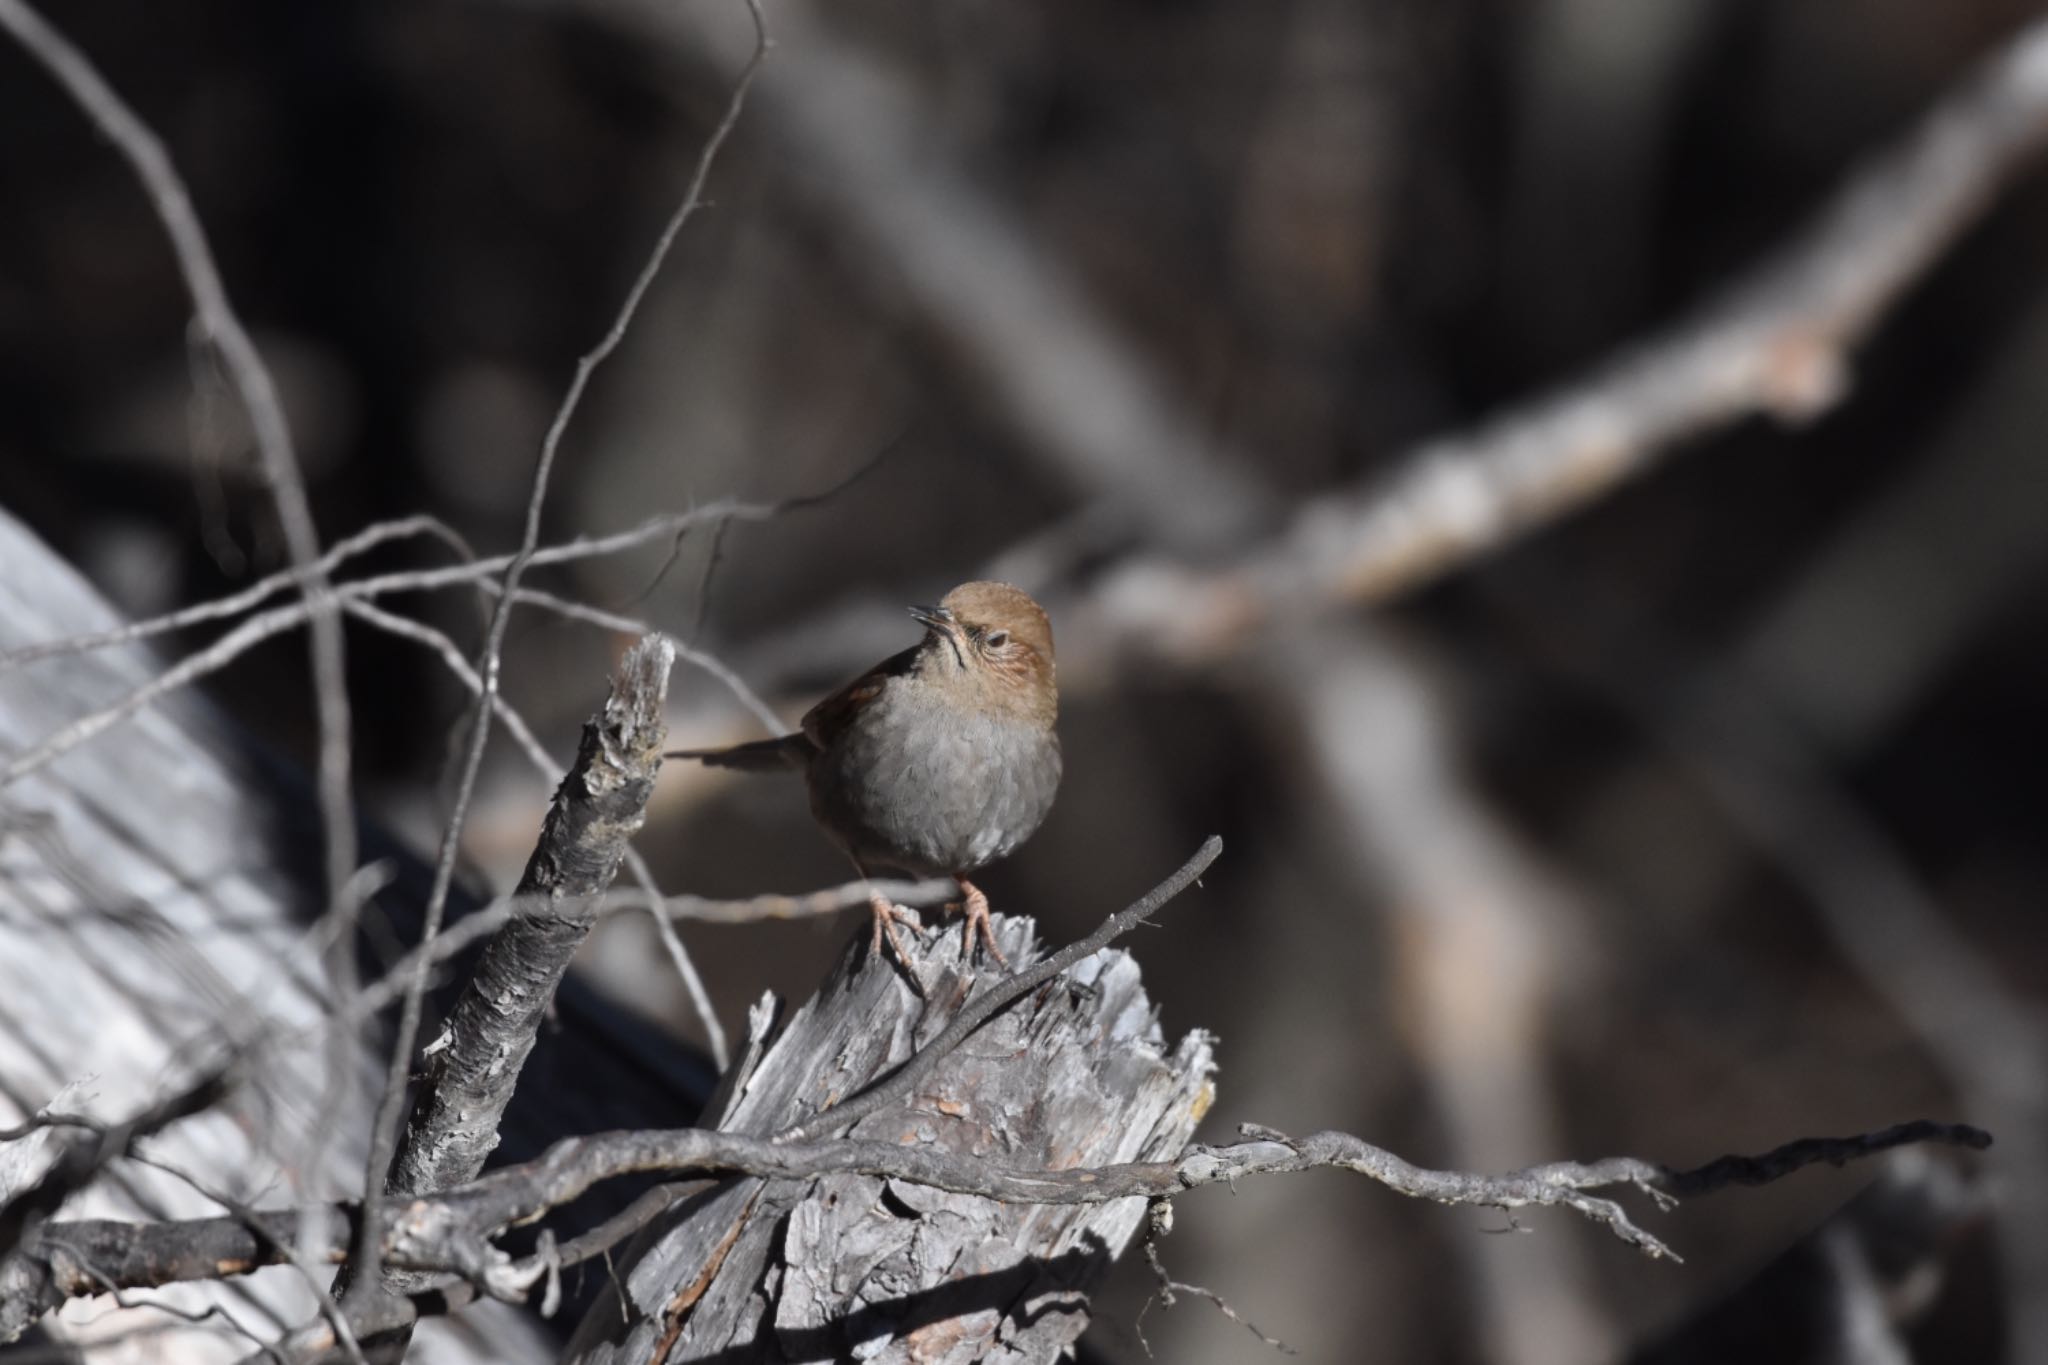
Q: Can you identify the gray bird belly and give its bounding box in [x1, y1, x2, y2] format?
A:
[812, 704, 1060, 876]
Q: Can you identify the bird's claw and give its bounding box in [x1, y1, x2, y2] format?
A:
[950, 880, 1008, 969]
[867, 896, 926, 982]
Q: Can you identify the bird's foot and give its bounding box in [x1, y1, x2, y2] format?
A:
[867, 894, 926, 984]
[950, 879, 1009, 969]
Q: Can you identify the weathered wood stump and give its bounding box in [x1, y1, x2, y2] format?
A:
[566, 914, 1215, 1365]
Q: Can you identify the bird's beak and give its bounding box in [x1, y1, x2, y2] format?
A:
[909, 603, 967, 667]
[907, 603, 955, 633]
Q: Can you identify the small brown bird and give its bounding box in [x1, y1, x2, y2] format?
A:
[670, 581, 1061, 968]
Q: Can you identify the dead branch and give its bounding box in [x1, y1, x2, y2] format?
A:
[664, 11, 2048, 695]
[346, 2, 769, 1314]
[0, 1111, 1988, 1339]
[1628, 1152, 1987, 1365]
[0, 0, 358, 959]
[1063, 15, 2048, 670]
[370, 634, 678, 1267]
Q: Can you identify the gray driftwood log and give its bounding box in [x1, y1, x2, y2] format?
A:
[565, 915, 1216, 1365]
[0, 506, 708, 1363]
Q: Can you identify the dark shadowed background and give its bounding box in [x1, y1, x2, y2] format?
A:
[2, 1, 2044, 1362]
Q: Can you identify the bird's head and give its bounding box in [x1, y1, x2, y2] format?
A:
[908, 581, 1057, 725]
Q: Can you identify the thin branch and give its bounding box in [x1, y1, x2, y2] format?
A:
[0, 0, 358, 969]
[340, 596, 726, 1070]
[0, 1114, 1989, 1338]
[1138, 1200, 1295, 1357]
[625, 845, 730, 1071]
[1656, 1120, 1993, 1199]
[649, 877, 956, 924]
[0, 540, 781, 792]
[358, 634, 678, 1302]
[0, 514, 469, 675]
[348, 0, 769, 1307]
[1067, 16, 2048, 666]
[120, 1152, 367, 1365]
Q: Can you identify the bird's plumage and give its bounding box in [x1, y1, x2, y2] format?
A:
[672, 580, 1062, 887]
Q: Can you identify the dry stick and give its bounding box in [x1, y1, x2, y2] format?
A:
[0, 602, 310, 788]
[0, 1114, 1991, 1334]
[0, 515, 469, 674]
[509, 585, 783, 733]
[340, 600, 556, 771]
[0, 0, 357, 989]
[347, 3, 769, 1311]
[0, 528, 784, 792]
[625, 843, 731, 1070]
[120, 1152, 368, 1365]
[0, 8, 374, 1274]
[348, 595, 743, 1064]
[646, 877, 956, 924]
[780, 834, 1224, 1144]
[360, 633, 678, 1310]
[1080, 17, 2048, 666]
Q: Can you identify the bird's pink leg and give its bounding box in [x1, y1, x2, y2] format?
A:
[867, 893, 922, 968]
[954, 878, 1008, 968]
[849, 855, 921, 971]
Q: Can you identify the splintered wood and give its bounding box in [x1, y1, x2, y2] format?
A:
[566, 913, 1215, 1365]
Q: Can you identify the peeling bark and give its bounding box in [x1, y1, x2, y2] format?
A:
[386, 635, 677, 1225]
[565, 915, 1216, 1365]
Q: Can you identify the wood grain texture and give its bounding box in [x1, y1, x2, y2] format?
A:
[0, 508, 709, 1361]
[566, 913, 1215, 1365]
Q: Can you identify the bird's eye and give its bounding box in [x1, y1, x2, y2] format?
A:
[984, 630, 1009, 649]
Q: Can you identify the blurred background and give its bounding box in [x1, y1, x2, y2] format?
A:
[3, 0, 2046, 1361]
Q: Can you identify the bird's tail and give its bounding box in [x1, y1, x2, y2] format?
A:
[665, 734, 809, 773]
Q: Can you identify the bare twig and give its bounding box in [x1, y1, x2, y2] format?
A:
[0, 1069, 229, 1266]
[348, 0, 769, 1309]
[649, 877, 956, 924]
[0, 0, 358, 953]
[362, 634, 678, 1304]
[121, 1151, 368, 1365]
[0, 514, 470, 675]
[618, 0, 1264, 551]
[1137, 1199, 1295, 1356]
[695, 13, 2048, 698]
[0, 1113, 1989, 1341]
[1065, 16, 2048, 668]
[0, 539, 782, 791]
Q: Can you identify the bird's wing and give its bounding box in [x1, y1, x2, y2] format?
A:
[801, 644, 921, 750]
